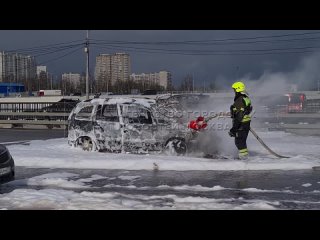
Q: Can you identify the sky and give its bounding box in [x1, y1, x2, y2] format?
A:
[0, 30, 319, 89]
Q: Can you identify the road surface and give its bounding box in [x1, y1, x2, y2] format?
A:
[1, 129, 320, 209]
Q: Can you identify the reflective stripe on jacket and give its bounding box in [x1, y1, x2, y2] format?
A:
[231, 94, 252, 123]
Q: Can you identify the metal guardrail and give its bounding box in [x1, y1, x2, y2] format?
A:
[0, 102, 77, 112]
[0, 112, 69, 125]
[0, 113, 69, 128]
[0, 101, 77, 128]
[1, 98, 320, 130]
[0, 120, 67, 125]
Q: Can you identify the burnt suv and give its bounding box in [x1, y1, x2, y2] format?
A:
[0, 145, 15, 184]
[67, 97, 191, 154]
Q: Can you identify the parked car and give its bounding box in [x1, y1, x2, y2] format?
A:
[67, 97, 191, 154]
[142, 89, 157, 95]
[41, 98, 80, 113]
[0, 145, 15, 184]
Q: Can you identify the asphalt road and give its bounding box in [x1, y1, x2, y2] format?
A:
[1, 167, 320, 209]
[0, 128, 67, 144]
[1, 128, 320, 209]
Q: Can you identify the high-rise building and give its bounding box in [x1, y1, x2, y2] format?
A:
[158, 71, 172, 89]
[62, 73, 81, 89]
[130, 70, 172, 90]
[0, 51, 36, 90]
[36, 66, 49, 90]
[95, 53, 131, 92]
[37, 66, 47, 76]
[95, 54, 112, 92]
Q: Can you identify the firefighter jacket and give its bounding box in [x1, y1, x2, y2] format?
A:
[230, 93, 252, 130]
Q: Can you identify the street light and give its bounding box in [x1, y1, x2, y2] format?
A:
[85, 30, 90, 100]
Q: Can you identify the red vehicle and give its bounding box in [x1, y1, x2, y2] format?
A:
[285, 93, 306, 112]
[260, 93, 307, 113]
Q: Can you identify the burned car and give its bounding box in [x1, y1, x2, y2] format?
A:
[67, 97, 191, 154]
[0, 145, 15, 184]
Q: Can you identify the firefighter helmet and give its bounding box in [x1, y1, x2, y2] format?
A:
[232, 81, 246, 93]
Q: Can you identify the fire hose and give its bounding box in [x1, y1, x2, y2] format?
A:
[195, 114, 290, 159]
[249, 127, 290, 158]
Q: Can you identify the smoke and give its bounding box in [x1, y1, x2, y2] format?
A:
[244, 72, 290, 96]
[291, 52, 320, 90]
[186, 52, 320, 157]
[239, 52, 320, 95]
[186, 98, 237, 157]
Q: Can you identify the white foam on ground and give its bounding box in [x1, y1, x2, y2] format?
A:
[6, 130, 320, 171]
[0, 188, 280, 210]
[302, 183, 312, 187]
[0, 173, 306, 210]
[117, 176, 141, 181]
[26, 172, 87, 189]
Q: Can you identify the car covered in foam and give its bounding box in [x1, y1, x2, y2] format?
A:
[67, 97, 190, 154]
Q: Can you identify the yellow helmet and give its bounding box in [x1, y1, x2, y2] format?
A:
[232, 81, 246, 93]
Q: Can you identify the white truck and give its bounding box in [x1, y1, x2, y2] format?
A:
[38, 90, 62, 96]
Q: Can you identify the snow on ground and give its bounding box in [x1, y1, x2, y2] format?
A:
[12, 172, 88, 189]
[6, 130, 320, 171]
[302, 183, 312, 187]
[0, 188, 282, 210]
[0, 172, 285, 210]
[1, 171, 319, 209]
[101, 184, 296, 194]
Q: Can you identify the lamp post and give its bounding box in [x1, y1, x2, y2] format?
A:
[192, 73, 194, 93]
[85, 30, 90, 100]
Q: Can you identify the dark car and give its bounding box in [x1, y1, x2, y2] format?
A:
[0, 145, 15, 184]
[142, 89, 157, 95]
[41, 98, 80, 113]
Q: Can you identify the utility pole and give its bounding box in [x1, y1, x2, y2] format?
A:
[85, 30, 90, 100]
[50, 74, 53, 90]
[236, 66, 239, 79]
[192, 73, 195, 93]
[107, 78, 109, 94]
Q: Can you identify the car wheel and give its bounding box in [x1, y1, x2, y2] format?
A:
[79, 136, 95, 151]
[164, 137, 187, 155]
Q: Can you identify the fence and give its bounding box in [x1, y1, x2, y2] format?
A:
[0, 101, 78, 128]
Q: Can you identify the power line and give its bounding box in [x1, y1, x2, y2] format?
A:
[39, 46, 83, 65]
[91, 44, 320, 56]
[5, 40, 84, 53]
[2, 45, 83, 76]
[33, 44, 84, 57]
[89, 31, 320, 45]
[91, 36, 320, 46]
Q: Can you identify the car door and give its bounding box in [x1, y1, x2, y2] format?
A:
[120, 103, 156, 151]
[94, 104, 122, 151]
[68, 103, 94, 143]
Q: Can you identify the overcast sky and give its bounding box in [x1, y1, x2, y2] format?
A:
[0, 30, 319, 88]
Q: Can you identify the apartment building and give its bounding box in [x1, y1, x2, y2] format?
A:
[95, 53, 131, 92]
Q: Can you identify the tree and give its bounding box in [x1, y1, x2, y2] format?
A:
[179, 74, 193, 92]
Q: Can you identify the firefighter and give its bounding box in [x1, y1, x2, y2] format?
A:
[229, 81, 253, 159]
